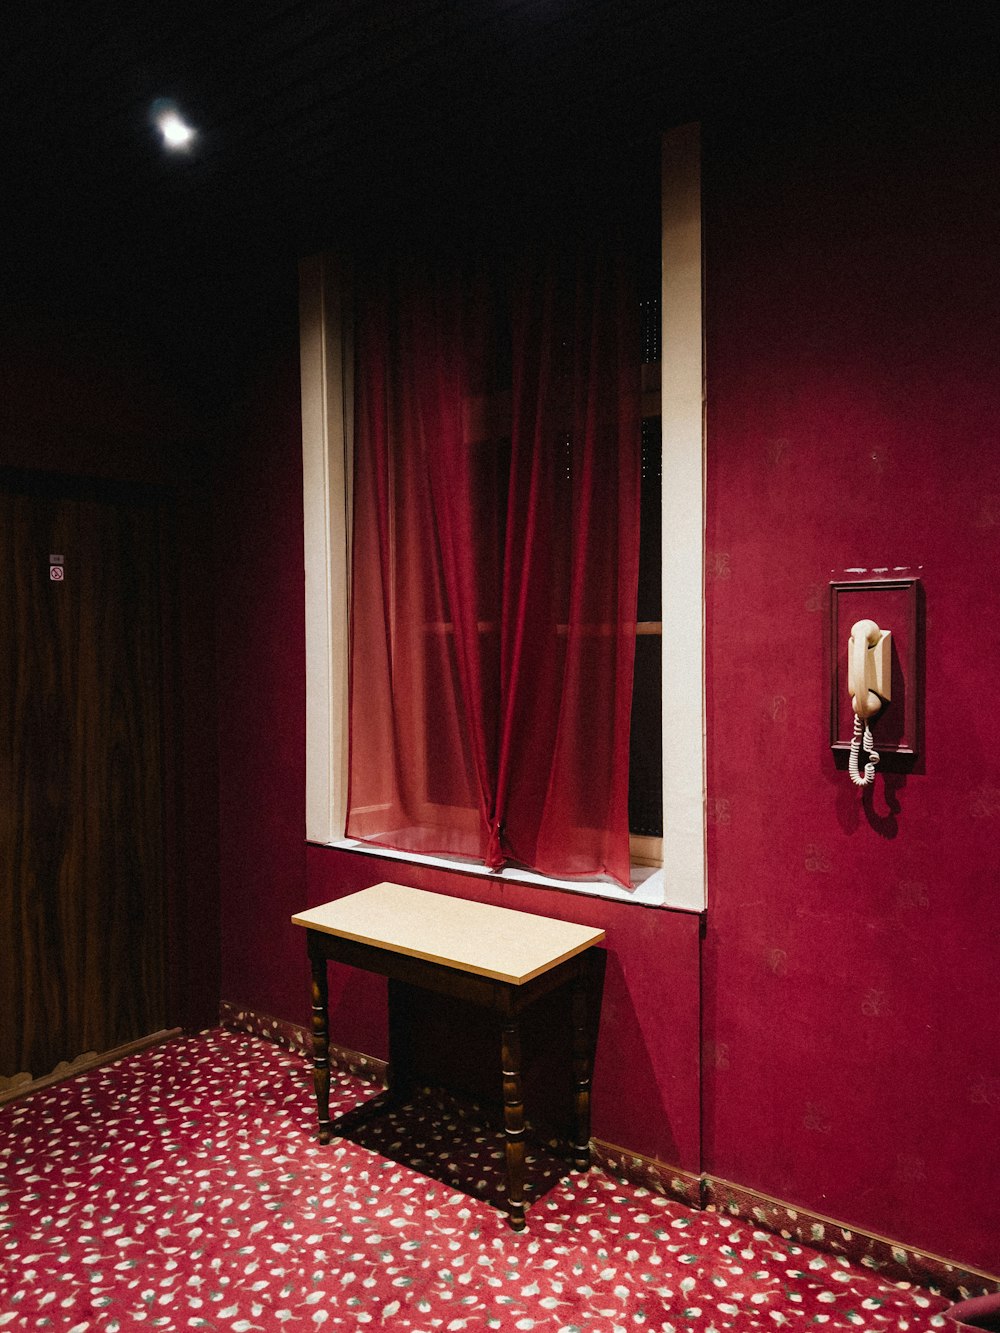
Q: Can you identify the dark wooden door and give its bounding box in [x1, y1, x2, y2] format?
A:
[0, 472, 170, 1080]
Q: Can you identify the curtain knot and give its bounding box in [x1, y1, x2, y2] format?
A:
[485, 817, 505, 870]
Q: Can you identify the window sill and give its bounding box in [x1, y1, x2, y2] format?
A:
[316, 837, 701, 913]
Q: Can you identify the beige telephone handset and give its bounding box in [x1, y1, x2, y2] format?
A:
[847, 619, 891, 787]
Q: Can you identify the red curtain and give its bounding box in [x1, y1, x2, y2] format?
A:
[347, 232, 640, 888]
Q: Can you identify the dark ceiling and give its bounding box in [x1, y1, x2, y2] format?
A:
[2, 1, 994, 404]
[3, 0, 948, 256]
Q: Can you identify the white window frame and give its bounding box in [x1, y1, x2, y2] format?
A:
[300, 124, 706, 912]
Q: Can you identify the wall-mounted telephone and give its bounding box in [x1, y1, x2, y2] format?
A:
[847, 619, 891, 787]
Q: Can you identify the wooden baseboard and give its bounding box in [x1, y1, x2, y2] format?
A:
[219, 1002, 1000, 1302]
[701, 1174, 999, 1302]
[590, 1138, 704, 1209]
[0, 1028, 182, 1105]
[587, 1146, 999, 1300]
[218, 999, 387, 1083]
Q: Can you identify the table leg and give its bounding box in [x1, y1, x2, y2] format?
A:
[387, 978, 415, 1107]
[501, 1015, 527, 1231]
[310, 954, 333, 1144]
[571, 965, 593, 1171]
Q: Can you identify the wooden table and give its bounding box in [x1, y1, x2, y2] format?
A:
[292, 882, 605, 1230]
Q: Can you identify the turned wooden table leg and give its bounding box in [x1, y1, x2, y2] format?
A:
[310, 951, 333, 1144]
[571, 963, 593, 1171]
[386, 978, 415, 1107]
[501, 1014, 527, 1231]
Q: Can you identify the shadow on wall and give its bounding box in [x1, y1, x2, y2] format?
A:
[325, 942, 682, 1168]
[593, 948, 681, 1166]
[947, 1295, 1000, 1330]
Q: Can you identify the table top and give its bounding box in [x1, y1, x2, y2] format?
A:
[292, 881, 605, 985]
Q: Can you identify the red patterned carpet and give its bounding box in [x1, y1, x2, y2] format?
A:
[0, 1029, 954, 1331]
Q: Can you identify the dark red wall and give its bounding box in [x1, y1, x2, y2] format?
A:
[215, 352, 309, 1027]
[215, 70, 1000, 1272]
[702, 82, 1000, 1270]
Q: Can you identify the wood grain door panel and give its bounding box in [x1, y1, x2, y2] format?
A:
[0, 473, 169, 1079]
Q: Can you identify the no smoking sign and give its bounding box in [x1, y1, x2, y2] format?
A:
[49, 554, 65, 582]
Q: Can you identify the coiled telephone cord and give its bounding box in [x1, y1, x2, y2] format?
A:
[849, 712, 879, 787]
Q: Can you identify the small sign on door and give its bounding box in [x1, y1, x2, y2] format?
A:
[49, 554, 65, 582]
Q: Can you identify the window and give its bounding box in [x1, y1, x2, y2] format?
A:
[300, 125, 705, 911]
[629, 297, 665, 869]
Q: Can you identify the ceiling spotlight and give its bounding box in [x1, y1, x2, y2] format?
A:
[151, 99, 196, 150]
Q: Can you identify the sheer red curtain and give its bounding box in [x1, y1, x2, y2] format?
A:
[347, 229, 640, 888]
